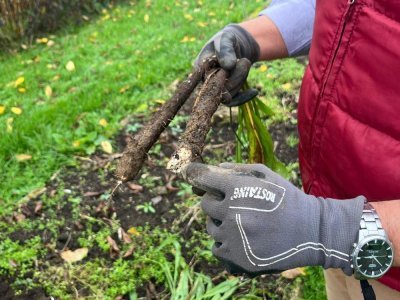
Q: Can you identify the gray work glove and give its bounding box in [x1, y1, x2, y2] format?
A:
[183, 162, 365, 276]
[195, 24, 260, 107]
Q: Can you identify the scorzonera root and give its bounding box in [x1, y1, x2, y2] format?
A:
[116, 58, 227, 181]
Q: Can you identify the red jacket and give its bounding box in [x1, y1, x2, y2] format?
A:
[298, 0, 400, 291]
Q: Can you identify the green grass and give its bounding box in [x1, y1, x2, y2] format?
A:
[0, 1, 265, 212]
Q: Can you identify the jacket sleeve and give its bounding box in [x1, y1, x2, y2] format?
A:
[259, 0, 316, 57]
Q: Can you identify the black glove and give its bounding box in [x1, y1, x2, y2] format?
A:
[195, 24, 260, 107]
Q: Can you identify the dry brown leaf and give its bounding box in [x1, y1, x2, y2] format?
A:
[281, 267, 306, 279]
[13, 212, 26, 222]
[118, 227, 132, 244]
[123, 245, 135, 258]
[83, 191, 103, 197]
[106, 236, 120, 253]
[126, 182, 143, 193]
[34, 201, 42, 214]
[60, 248, 88, 263]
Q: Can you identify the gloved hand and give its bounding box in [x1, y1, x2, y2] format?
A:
[195, 24, 260, 107]
[183, 162, 365, 276]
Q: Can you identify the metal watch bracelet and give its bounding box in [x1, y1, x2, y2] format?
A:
[359, 201, 386, 241]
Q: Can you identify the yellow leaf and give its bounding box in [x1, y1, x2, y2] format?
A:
[14, 76, 25, 87]
[144, 14, 149, 23]
[66, 61, 75, 72]
[99, 118, 108, 127]
[11, 107, 22, 115]
[16, 154, 32, 161]
[197, 21, 207, 27]
[127, 227, 141, 236]
[45, 85, 52, 98]
[18, 87, 26, 93]
[259, 65, 268, 72]
[119, 85, 130, 94]
[72, 140, 80, 148]
[46, 40, 55, 47]
[181, 36, 196, 43]
[60, 248, 88, 263]
[101, 140, 113, 154]
[36, 37, 48, 44]
[53, 74, 61, 81]
[6, 117, 13, 133]
[282, 83, 292, 91]
[208, 12, 216, 16]
[0, 105, 5, 115]
[184, 13, 193, 21]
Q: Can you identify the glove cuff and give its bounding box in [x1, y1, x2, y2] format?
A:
[317, 195, 365, 275]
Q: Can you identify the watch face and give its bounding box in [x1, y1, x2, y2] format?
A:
[355, 237, 393, 278]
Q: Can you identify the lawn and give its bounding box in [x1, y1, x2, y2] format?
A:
[0, 0, 326, 299]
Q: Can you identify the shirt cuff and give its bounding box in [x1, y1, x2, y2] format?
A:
[259, 0, 316, 57]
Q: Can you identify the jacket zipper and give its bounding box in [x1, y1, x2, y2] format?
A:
[307, 0, 356, 194]
[319, 0, 356, 98]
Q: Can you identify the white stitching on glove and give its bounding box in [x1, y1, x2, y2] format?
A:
[183, 162, 364, 275]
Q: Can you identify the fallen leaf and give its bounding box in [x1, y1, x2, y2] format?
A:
[184, 13, 193, 21]
[16, 154, 32, 161]
[144, 14, 149, 23]
[0, 105, 5, 115]
[180, 36, 196, 43]
[282, 83, 292, 91]
[118, 227, 132, 244]
[11, 107, 22, 115]
[14, 76, 25, 87]
[13, 212, 26, 222]
[119, 85, 130, 93]
[259, 65, 268, 72]
[99, 118, 108, 127]
[8, 260, 17, 268]
[72, 140, 80, 148]
[6, 117, 13, 133]
[47, 40, 55, 47]
[123, 245, 135, 258]
[281, 267, 306, 279]
[66, 61, 75, 72]
[126, 182, 143, 193]
[45, 85, 52, 98]
[106, 236, 120, 253]
[208, 12, 216, 16]
[36, 37, 48, 44]
[34, 201, 42, 214]
[83, 191, 103, 197]
[197, 21, 207, 27]
[101, 140, 113, 154]
[18, 87, 26, 93]
[151, 196, 162, 205]
[60, 248, 89, 263]
[127, 227, 140, 236]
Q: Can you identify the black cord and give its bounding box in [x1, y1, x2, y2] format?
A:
[360, 280, 376, 300]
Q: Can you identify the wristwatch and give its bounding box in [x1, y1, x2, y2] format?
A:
[351, 200, 394, 279]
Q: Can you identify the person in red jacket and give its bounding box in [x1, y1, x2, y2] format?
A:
[184, 1, 400, 299]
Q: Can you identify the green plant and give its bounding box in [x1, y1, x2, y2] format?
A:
[136, 202, 156, 214]
[236, 85, 288, 177]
